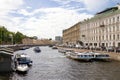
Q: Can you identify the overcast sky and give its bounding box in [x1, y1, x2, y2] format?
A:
[0, 0, 119, 39]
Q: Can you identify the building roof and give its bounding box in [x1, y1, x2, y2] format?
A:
[81, 5, 120, 23]
[96, 7, 118, 15]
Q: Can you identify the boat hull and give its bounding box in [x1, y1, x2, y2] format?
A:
[16, 64, 29, 72]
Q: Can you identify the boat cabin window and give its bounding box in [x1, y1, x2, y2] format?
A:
[89, 55, 94, 57]
[17, 57, 30, 61]
[96, 55, 109, 57]
[80, 55, 83, 57]
[84, 55, 88, 57]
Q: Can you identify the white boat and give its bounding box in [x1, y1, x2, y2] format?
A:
[16, 64, 29, 72]
[93, 52, 110, 61]
[52, 46, 58, 49]
[65, 49, 74, 55]
[66, 51, 94, 61]
[58, 48, 66, 53]
[14, 53, 33, 73]
[14, 53, 33, 66]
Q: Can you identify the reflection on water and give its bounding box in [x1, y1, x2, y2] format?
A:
[0, 73, 10, 80]
[0, 46, 120, 80]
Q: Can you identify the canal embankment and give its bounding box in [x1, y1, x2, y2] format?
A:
[6, 45, 48, 51]
[58, 47, 120, 61]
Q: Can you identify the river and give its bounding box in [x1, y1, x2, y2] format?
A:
[0, 46, 120, 80]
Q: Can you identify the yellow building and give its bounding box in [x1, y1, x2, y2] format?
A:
[22, 38, 53, 45]
[22, 38, 36, 45]
[63, 22, 80, 45]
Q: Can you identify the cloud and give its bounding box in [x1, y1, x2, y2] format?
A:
[0, 0, 93, 39]
[0, 0, 25, 33]
[51, 0, 115, 13]
[51, 0, 82, 4]
[82, 0, 110, 12]
[16, 7, 93, 39]
[0, 0, 24, 16]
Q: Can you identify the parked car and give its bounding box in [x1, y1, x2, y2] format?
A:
[100, 46, 106, 51]
[115, 47, 120, 52]
[106, 46, 115, 52]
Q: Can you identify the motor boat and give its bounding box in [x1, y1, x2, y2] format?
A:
[16, 64, 29, 72]
[52, 46, 58, 49]
[73, 52, 94, 61]
[93, 52, 110, 61]
[66, 51, 94, 61]
[58, 48, 66, 53]
[14, 53, 33, 72]
[34, 47, 41, 53]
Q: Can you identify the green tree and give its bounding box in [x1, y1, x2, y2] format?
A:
[14, 31, 25, 44]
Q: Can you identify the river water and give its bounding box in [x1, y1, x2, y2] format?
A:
[0, 46, 120, 80]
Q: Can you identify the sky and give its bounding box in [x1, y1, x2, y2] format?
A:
[0, 0, 119, 39]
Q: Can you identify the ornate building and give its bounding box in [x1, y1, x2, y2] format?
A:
[80, 4, 120, 48]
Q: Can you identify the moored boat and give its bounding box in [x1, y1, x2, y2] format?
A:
[34, 47, 41, 53]
[66, 51, 94, 61]
[16, 64, 29, 73]
[93, 52, 110, 61]
[14, 53, 33, 72]
[52, 46, 58, 49]
[58, 48, 66, 53]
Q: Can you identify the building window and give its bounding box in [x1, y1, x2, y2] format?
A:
[117, 34, 119, 40]
[113, 35, 115, 40]
[86, 43, 88, 46]
[102, 36, 104, 40]
[118, 43, 120, 47]
[113, 17, 115, 23]
[113, 26, 115, 32]
[106, 35, 108, 40]
[117, 16, 119, 22]
[109, 18, 111, 24]
[106, 43, 108, 47]
[90, 43, 92, 46]
[110, 35, 111, 40]
[117, 26, 119, 31]
[94, 43, 97, 46]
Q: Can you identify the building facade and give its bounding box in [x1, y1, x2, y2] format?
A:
[80, 4, 120, 48]
[63, 22, 80, 45]
[55, 36, 62, 44]
[22, 38, 36, 45]
[22, 38, 53, 45]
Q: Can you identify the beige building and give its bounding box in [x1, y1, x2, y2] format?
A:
[22, 38, 52, 45]
[63, 22, 80, 45]
[22, 38, 36, 45]
[80, 4, 120, 48]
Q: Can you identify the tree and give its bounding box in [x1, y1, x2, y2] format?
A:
[49, 38, 52, 40]
[14, 31, 25, 44]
